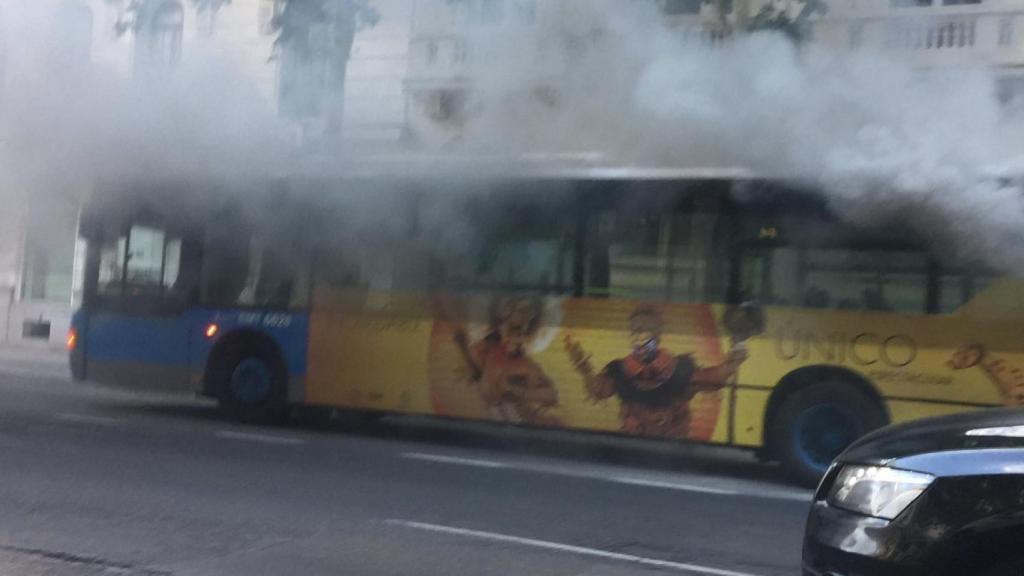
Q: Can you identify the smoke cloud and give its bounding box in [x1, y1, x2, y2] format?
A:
[0, 0, 288, 206]
[2, 0, 1024, 273]
[453, 0, 1024, 272]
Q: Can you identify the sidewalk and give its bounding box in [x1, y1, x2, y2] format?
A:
[0, 343, 69, 379]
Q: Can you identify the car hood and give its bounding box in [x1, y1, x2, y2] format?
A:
[839, 408, 1024, 473]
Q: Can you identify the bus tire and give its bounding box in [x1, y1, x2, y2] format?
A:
[770, 382, 886, 487]
[211, 342, 288, 425]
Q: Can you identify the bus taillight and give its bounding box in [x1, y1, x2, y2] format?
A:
[66, 328, 77, 351]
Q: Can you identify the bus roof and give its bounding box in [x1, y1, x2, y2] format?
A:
[284, 152, 762, 182]
[87, 152, 775, 218]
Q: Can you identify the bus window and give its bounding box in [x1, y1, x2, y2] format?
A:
[320, 243, 430, 292]
[938, 269, 997, 313]
[442, 198, 575, 295]
[203, 223, 311, 310]
[739, 247, 930, 313]
[201, 220, 252, 308]
[125, 226, 174, 296]
[807, 249, 928, 313]
[94, 223, 190, 308]
[313, 189, 426, 300]
[237, 241, 305, 308]
[586, 208, 723, 303]
[97, 234, 127, 297]
[733, 197, 931, 313]
[474, 237, 573, 294]
[163, 238, 182, 291]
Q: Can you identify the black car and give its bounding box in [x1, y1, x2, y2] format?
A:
[803, 408, 1024, 576]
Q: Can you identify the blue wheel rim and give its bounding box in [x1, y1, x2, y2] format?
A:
[230, 359, 273, 404]
[792, 403, 860, 474]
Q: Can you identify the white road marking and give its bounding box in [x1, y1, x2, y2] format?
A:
[608, 476, 736, 495]
[54, 413, 122, 427]
[400, 451, 809, 500]
[215, 430, 306, 446]
[0, 366, 69, 380]
[403, 452, 507, 468]
[385, 519, 764, 576]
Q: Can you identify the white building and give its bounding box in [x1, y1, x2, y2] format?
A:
[5, 0, 1024, 348]
[817, 0, 1024, 102]
[0, 0, 412, 348]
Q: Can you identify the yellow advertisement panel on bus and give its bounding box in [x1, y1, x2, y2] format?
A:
[305, 280, 1024, 447]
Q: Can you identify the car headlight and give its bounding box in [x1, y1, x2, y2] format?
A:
[828, 465, 934, 520]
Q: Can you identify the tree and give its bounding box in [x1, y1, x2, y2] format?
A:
[746, 0, 828, 43]
[703, 0, 828, 43]
[106, 0, 232, 35]
[106, 0, 379, 139]
[271, 0, 379, 138]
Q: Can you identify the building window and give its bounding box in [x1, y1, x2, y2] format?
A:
[258, 0, 282, 35]
[943, 0, 981, 4]
[663, 0, 703, 15]
[999, 17, 1014, 47]
[891, 0, 933, 7]
[51, 2, 93, 68]
[996, 75, 1024, 105]
[478, 0, 505, 25]
[20, 200, 78, 304]
[426, 41, 439, 66]
[137, 0, 184, 70]
[887, 18, 975, 50]
[849, 22, 865, 49]
[424, 89, 467, 124]
[0, 9, 7, 92]
[511, 0, 536, 24]
[459, 0, 505, 26]
[277, 23, 330, 119]
[454, 39, 470, 64]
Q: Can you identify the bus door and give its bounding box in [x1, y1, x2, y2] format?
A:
[82, 221, 200, 392]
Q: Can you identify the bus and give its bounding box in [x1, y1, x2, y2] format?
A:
[68, 159, 1024, 485]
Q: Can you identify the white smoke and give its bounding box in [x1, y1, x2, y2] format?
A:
[0, 0, 288, 204]
[3, 0, 1024, 273]
[452, 0, 1024, 272]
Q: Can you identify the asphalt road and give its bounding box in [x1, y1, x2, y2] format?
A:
[0, 348, 812, 576]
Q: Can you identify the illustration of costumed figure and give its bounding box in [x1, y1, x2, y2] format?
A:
[949, 343, 1024, 406]
[452, 296, 562, 426]
[564, 304, 763, 438]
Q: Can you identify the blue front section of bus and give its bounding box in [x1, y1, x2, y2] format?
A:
[188, 309, 309, 381]
[77, 307, 309, 398]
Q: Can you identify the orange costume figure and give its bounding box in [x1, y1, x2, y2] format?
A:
[564, 305, 747, 439]
[949, 343, 1024, 406]
[453, 296, 561, 426]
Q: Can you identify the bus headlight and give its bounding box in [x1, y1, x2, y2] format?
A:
[828, 465, 934, 520]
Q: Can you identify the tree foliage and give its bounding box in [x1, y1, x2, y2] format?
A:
[106, 0, 233, 35]
[269, 0, 380, 137]
[702, 0, 828, 43]
[270, 0, 379, 56]
[747, 0, 828, 43]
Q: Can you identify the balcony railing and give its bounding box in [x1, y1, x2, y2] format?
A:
[885, 17, 978, 50]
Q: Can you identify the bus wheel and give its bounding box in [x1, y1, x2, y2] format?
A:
[214, 348, 287, 425]
[771, 383, 885, 487]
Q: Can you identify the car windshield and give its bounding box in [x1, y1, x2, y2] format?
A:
[1, 1, 1023, 575]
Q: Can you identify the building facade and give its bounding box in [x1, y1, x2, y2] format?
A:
[3, 0, 1024, 348]
[0, 0, 412, 347]
[816, 0, 1024, 103]
[403, 0, 1024, 146]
